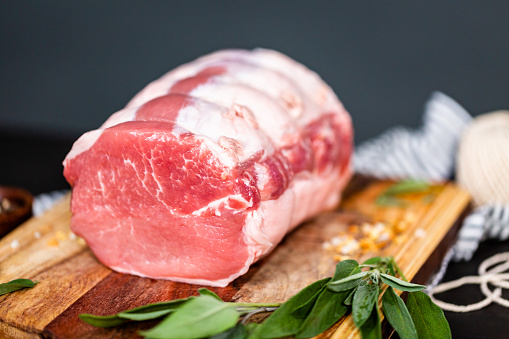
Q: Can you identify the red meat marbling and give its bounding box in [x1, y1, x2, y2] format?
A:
[63, 49, 353, 286]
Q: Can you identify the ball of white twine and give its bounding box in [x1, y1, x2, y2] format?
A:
[429, 252, 509, 312]
[457, 110, 509, 206]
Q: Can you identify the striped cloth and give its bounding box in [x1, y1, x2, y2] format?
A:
[354, 91, 472, 181]
[33, 190, 68, 217]
[454, 204, 509, 261]
[354, 91, 509, 262]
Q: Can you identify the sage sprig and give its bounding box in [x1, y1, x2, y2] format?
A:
[376, 179, 431, 206]
[80, 256, 451, 339]
[0, 278, 38, 296]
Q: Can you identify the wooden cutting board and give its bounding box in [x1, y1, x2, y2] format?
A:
[0, 177, 470, 338]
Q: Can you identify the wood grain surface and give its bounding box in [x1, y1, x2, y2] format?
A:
[0, 178, 470, 338]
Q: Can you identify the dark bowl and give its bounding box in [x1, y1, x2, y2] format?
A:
[0, 186, 33, 238]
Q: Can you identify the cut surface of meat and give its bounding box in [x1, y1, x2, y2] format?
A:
[63, 48, 353, 286]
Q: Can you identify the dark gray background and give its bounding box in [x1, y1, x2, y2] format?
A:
[1, 4, 509, 338]
[1, 1, 508, 144]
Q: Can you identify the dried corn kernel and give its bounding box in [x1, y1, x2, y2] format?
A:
[55, 231, 67, 241]
[47, 238, 59, 247]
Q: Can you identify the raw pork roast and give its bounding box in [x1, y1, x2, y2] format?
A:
[63, 49, 353, 286]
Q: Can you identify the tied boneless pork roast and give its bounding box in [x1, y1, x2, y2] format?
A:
[63, 49, 353, 287]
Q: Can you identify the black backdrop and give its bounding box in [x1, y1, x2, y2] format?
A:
[1, 1, 508, 144]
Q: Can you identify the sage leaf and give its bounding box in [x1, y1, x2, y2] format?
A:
[375, 195, 405, 207]
[352, 284, 379, 328]
[328, 271, 367, 292]
[380, 274, 425, 292]
[376, 180, 430, 206]
[140, 295, 239, 339]
[79, 313, 129, 328]
[0, 279, 38, 296]
[332, 259, 360, 280]
[359, 304, 382, 339]
[118, 309, 175, 321]
[295, 259, 367, 338]
[210, 322, 247, 339]
[362, 257, 382, 265]
[80, 298, 190, 327]
[245, 323, 262, 339]
[295, 288, 349, 338]
[407, 291, 452, 339]
[199, 288, 223, 301]
[382, 287, 417, 339]
[383, 180, 429, 196]
[386, 261, 396, 276]
[120, 298, 190, 319]
[343, 286, 357, 306]
[292, 283, 328, 318]
[258, 278, 330, 338]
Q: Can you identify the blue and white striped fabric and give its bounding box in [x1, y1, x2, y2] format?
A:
[354, 91, 472, 181]
[354, 91, 509, 262]
[33, 190, 68, 217]
[454, 204, 509, 261]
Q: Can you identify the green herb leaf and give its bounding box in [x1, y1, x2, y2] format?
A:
[380, 274, 425, 292]
[118, 309, 174, 321]
[119, 299, 189, 320]
[210, 322, 247, 339]
[383, 180, 429, 196]
[332, 259, 360, 280]
[76, 256, 451, 339]
[328, 261, 363, 292]
[376, 180, 430, 206]
[407, 291, 452, 339]
[0, 278, 38, 296]
[199, 288, 223, 301]
[258, 278, 330, 338]
[295, 288, 349, 338]
[352, 284, 379, 328]
[80, 298, 190, 327]
[291, 283, 329, 318]
[362, 257, 383, 265]
[359, 304, 382, 339]
[245, 323, 263, 339]
[328, 271, 367, 292]
[140, 295, 238, 339]
[385, 261, 396, 276]
[79, 313, 129, 328]
[375, 195, 406, 207]
[343, 286, 358, 306]
[295, 259, 367, 338]
[382, 287, 417, 339]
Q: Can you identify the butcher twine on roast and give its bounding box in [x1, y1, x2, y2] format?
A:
[63, 49, 353, 287]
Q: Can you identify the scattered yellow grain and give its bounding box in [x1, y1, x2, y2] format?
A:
[47, 238, 59, 247]
[55, 231, 67, 241]
[323, 213, 422, 261]
[394, 234, 407, 245]
[394, 221, 408, 233]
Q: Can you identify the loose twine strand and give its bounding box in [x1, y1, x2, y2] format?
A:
[429, 252, 509, 312]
